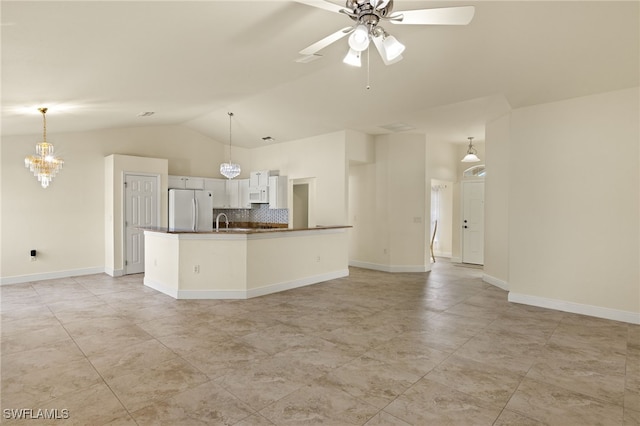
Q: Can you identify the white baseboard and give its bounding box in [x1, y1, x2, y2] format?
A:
[143, 277, 180, 298]
[104, 268, 125, 277]
[0, 267, 105, 286]
[349, 260, 430, 273]
[482, 274, 509, 291]
[434, 251, 452, 258]
[508, 292, 640, 325]
[145, 269, 350, 300]
[246, 269, 349, 298]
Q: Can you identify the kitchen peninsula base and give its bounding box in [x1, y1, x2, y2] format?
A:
[143, 227, 349, 299]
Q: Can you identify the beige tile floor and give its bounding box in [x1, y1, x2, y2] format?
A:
[1, 260, 638, 425]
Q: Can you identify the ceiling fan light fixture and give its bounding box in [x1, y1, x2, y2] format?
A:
[371, 0, 391, 10]
[382, 35, 405, 61]
[348, 24, 370, 51]
[343, 48, 362, 67]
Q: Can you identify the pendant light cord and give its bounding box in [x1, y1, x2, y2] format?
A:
[366, 44, 371, 90]
[228, 112, 233, 163]
[39, 107, 48, 142]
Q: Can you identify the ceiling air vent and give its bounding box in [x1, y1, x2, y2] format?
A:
[379, 122, 415, 132]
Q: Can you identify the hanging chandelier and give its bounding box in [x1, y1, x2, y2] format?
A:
[461, 136, 480, 163]
[24, 108, 64, 188]
[219, 112, 241, 179]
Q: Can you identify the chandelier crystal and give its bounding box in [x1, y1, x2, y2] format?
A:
[24, 108, 64, 188]
[219, 112, 241, 179]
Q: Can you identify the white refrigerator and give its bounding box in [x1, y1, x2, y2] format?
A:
[168, 189, 214, 231]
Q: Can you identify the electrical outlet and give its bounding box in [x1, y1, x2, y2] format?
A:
[316, 256, 321, 262]
[194, 265, 200, 273]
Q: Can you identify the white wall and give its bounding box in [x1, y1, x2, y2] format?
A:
[349, 133, 429, 272]
[483, 114, 511, 287]
[248, 131, 348, 226]
[347, 131, 376, 264]
[0, 125, 241, 282]
[2, 131, 105, 282]
[508, 87, 639, 320]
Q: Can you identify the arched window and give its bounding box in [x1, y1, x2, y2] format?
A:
[463, 165, 486, 178]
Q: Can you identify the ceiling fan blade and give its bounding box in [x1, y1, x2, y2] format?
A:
[389, 6, 475, 25]
[293, 0, 346, 14]
[372, 36, 403, 66]
[299, 27, 353, 56]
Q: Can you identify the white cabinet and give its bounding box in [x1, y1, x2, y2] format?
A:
[226, 179, 251, 208]
[204, 178, 250, 209]
[249, 171, 273, 203]
[269, 176, 288, 209]
[169, 175, 204, 190]
[238, 179, 251, 209]
[185, 177, 204, 190]
[168, 175, 185, 189]
[204, 178, 226, 208]
[250, 170, 271, 188]
[226, 180, 239, 208]
[172, 174, 263, 209]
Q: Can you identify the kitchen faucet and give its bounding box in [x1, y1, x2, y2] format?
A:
[215, 213, 229, 232]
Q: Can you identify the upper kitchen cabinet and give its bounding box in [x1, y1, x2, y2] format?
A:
[249, 170, 271, 188]
[205, 178, 250, 209]
[227, 179, 251, 208]
[185, 177, 204, 189]
[168, 175, 185, 189]
[168, 175, 204, 190]
[269, 176, 288, 209]
[204, 178, 226, 208]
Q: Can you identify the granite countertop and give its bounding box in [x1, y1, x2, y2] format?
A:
[141, 225, 351, 234]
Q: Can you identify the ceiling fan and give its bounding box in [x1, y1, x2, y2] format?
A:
[295, 0, 475, 66]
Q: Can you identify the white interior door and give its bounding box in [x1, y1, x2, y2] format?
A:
[462, 181, 485, 265]
[125, 174, 158, 274]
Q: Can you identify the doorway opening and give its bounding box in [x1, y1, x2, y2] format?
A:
[291, 177, 316, 229]
[430, 179, 454, 263]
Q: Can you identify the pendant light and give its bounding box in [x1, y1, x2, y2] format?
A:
[24, 107, 64, 188]
[461, 137, 480, 163]
[219, 112, 241, 179]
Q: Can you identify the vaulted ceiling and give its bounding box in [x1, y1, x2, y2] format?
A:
[2, 1, 638, 148]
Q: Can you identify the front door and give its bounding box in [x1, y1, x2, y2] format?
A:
[462, 181, 484, 265]
[124, 174, 159, 274]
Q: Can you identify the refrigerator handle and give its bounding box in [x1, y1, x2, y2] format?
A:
[192, 198, 197, 231]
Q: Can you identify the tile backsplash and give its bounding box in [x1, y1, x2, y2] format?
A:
[213, 204, 288, 225]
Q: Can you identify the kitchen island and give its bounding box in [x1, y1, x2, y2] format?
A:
[143, 226, 350, 299]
